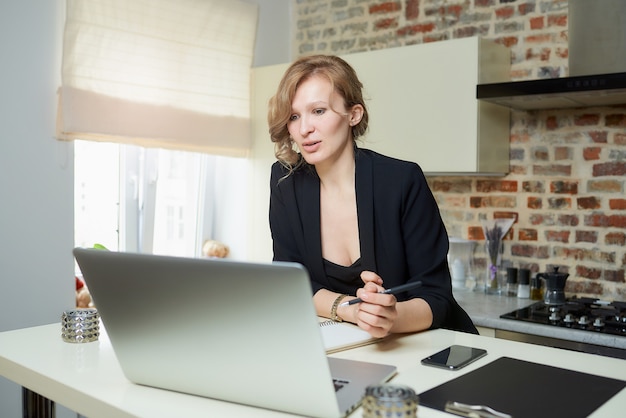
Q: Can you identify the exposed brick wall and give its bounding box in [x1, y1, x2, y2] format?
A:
[293, 0, 626, 300]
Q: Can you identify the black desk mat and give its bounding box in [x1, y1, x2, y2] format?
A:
[418, 356, 625, 418]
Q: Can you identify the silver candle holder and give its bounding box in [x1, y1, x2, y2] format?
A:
[362, 384, 419, 418]
[61, 308, 100, 343]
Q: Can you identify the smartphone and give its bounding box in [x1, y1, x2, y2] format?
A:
[421, 345, 487, 370]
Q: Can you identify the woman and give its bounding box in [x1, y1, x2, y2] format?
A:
[268, 55, 476, 337]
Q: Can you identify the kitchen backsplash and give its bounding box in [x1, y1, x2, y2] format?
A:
[292, 0, 625, 301]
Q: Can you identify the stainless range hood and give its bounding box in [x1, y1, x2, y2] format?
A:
[477, 0, 626, 111]
[476, 72, 626, 110]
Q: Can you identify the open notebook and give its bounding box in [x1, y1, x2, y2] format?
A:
[320, 319, 382, 354]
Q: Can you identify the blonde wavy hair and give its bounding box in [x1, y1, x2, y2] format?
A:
[267, 55, 369, 172]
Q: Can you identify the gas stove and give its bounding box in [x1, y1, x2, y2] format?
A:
[501, 296, 626, 337]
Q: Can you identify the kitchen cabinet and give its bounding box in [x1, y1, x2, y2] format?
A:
[339, 37, 511, 175]
[476, 326, 496, 337]
[250, 37, 512, 179]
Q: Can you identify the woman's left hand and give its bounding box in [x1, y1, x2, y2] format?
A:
[354, 272, 398, 338]
[360, 270, 383, 286]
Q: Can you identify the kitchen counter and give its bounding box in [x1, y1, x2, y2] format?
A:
[1, 323, 625, 417]
[454, 289, 626, 352]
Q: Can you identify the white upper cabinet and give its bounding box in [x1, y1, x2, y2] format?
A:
[341, 37, 511, 175]
[252, 37, 510, 178]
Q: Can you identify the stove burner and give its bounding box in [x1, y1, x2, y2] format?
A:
[501, 296, 626, 337]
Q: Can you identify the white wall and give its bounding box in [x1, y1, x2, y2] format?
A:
[0, 0, 75, 415]
[0, 0, 74, 329]
[248, 62, 290, 262]
[251, 0, 292, 67]
[217, 0, 291, 261]
[0, 0, 291, 415]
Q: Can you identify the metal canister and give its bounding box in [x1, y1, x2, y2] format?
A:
[362, 384, 418, 418]
[61, 308, 100, 343]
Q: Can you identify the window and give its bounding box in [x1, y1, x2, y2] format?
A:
[66, 0, 258, 273]
[74, 141, 248, 265]
[74, 141, 120, 252]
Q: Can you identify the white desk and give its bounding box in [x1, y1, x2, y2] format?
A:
[1, 323, 625, 417]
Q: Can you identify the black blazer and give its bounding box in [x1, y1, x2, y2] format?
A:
[269, 147, 477, 334]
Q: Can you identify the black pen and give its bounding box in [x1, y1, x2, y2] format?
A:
[339, 281, 423, 307]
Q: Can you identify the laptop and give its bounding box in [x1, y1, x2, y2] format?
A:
[73, 248, 397, 418]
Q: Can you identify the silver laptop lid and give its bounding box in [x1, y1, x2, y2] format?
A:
[74, 248, 387, 417]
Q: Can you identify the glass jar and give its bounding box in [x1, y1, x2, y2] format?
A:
[517, 268, 530, 299]
[505, 267, 518, 297]
[530, 276, 544, 300]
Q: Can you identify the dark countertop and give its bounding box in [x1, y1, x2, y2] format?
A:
[454, 289, 626, 351]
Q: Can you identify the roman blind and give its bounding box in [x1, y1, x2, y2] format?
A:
[57, 0, 258, 157]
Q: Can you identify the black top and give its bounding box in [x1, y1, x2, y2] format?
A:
[323, 258, 363, 293]
[269, 147, 477, 334]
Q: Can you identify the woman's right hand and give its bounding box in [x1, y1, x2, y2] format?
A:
[350, 271, 399, 337]
[333, 271, 382, 324]
[354, 280, 398, 338]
